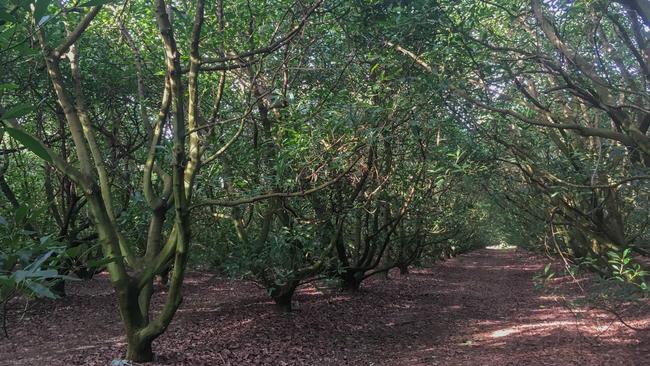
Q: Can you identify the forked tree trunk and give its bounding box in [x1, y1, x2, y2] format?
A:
[340, 270, 363, 291]
[118, 279, 163, 362]
[398, 264, 409, 275]
[117, 282, 152, 361]
[126, 335, 154, 362]
[270, 280, 299, 312]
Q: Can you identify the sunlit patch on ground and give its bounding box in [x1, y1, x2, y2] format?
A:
[490, 328, 517, 337]
[3, 249, 649, 366]
[485, 243, 518, 250]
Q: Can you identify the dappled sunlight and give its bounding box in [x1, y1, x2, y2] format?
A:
[179, 275, 213, 285]
[442, 304, 463, 311]
[4, 246, 649, 366]
[0, 1, 647, 365]
[485, 244, 518, 250]
[479, 320, 582, 339]
[296, 285, 325, 297]
[176, 306, 223, 314]
[490, 328, 517, 337]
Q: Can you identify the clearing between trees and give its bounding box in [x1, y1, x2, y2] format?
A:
[2, 0, 650, 363]
[2, 248, 648, 366]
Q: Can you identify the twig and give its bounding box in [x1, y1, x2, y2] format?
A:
[596, 304, 650, 332]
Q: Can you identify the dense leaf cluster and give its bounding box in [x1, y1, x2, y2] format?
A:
[0, 0, 648, 361]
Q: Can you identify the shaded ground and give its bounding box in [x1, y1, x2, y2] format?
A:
[1, 248, 649, 365]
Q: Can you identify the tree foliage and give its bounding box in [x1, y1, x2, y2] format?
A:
[0, 0, 648, 361]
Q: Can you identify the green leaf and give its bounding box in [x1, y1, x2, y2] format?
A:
[0, 9, 18, 23]
[65, 245, 84, 258]
[2, 103, 32, 119]
[0, 277, 17, 298]
[13, 269, 28, 282]
[5, 126, 53, 162]
[16, 250, 32, 265]
[86, 256, 122, 268]
[56, 274, 80, 281]
[24, 250, 55, 271]
[0, 83, 19, 91]
[25, 281, 56, 298]
[0, 254, 17, 272]
[79, 0, 115, 7]
[32, 0, 50, 25]
[37, 14, 50, 26]
[31, 269, 59, 278]
[14, 206, 28, 223]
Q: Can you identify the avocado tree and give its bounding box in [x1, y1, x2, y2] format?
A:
[1, 0, 324, 360]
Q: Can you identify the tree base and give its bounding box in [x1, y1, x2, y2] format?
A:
[340, 274, 362, 291]
[126, 339, 154, 363]
[271, 284, 298, 312]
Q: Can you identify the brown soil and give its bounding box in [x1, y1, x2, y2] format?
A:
[1, 248, 649, 365]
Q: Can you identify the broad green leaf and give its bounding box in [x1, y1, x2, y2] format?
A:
[0, 254, 18, 272]
[65, 245, 84, 258]
[2, 103, 32, 119]
[25, 281, 56, 298]
[0, 83, 18, 91]
[32, 0, 50, 25]
[16, 250, 33, 264]
[0, 9, 17, 23]
[39, 235, 52, 245]
[0, 276, 15, 287]
[86, 256, 122, 268]
[37, 14, 50, 26]
[14, 205, 28, 223]
[13, 269, 28, 282]
[30, 269, 59, 278]
[24, 250, 55, 271]
[5, 126, 53, 163]
[79, 0, 115, 7]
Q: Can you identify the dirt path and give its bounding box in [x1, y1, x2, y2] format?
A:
[1, 249, 649, 365]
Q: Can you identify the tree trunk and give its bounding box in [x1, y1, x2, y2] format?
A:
[117, 282, 155, 362]
[340, 270, 363, 291]
[270, 281, 298, 312]
[125, 334, 154, 363]
[159, 267, 170, 286]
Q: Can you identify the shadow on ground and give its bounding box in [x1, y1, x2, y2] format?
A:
[1, 249, 649, 366]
